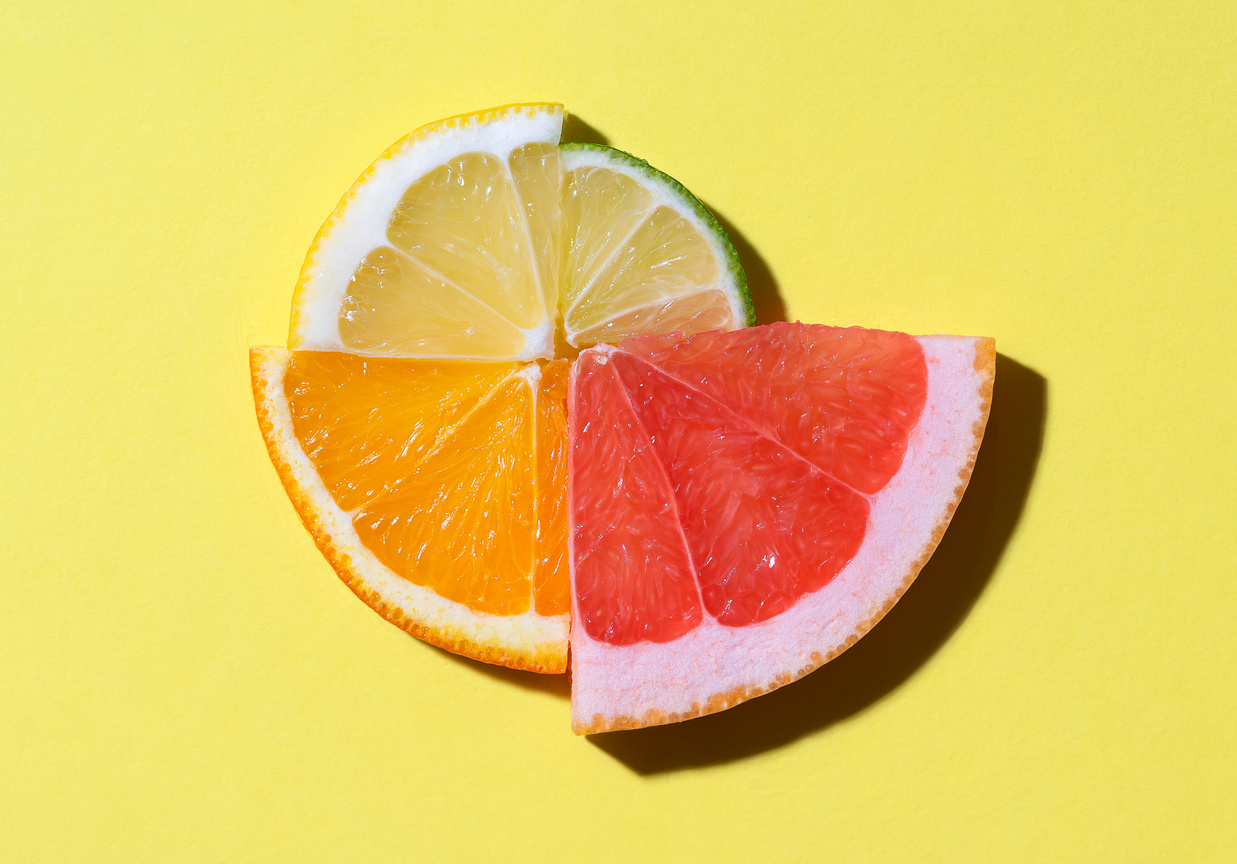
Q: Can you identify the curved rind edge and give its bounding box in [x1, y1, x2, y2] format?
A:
[249, 346, 569, 674]
[288, 103, 565, 356]
[558, 142, 754, 329]
[571, 336, 997, 734]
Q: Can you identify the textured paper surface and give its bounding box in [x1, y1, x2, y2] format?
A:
[2, 2, 1234, 860]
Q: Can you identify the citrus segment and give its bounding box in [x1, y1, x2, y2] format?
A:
[338, 247, 532, 358]
[348, 373, 538, 616]
[607, 350, 870, 626]
[289, 103, 564, 361]
[559, 144, 753, 346]
[567, 326, 995, 732]
[508, 143, 563, 316]
[569, 288, 737, 348]
[284, 351, 520, 511]
[622, 324, 929, 493]
[569, 352, 702, 645]
[532, 360, 571, 617]
[250, 347, 569, 672]
[381, 150, 548, 330]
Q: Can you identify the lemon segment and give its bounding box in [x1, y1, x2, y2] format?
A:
[290, 104, 564, 361]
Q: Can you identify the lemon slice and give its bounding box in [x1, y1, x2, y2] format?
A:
[289, 104, 563, 361]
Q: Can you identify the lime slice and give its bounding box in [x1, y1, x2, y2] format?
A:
[559, 143, 753, 347]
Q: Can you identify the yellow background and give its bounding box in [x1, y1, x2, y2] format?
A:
[4, 1, 1234, 860]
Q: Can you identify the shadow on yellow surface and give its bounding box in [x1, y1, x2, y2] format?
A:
[438, 646, 572, 698]
[590, 354, 1047, 773]
[561, 114, 610, 147]
[708, 207, 788, 326]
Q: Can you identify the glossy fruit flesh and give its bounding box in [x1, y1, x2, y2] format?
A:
[570, 324, 928, 645]
[285, 351, 570, 617]
[559, 152, 742, 345]
[338, 145, 561, 358]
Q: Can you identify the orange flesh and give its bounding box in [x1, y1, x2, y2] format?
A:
[570, 325, 929, 644]
[285, 351, 570, 617]
[533, 361, 571, 616]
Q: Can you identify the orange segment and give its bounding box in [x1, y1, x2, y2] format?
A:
[278, 351, 571, 620]
[533, 360, 570, 616]
[285, 352, 520, 510]
[351, 374, 538, 615]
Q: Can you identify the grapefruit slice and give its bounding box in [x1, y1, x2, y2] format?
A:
[568, 323, 995, 733]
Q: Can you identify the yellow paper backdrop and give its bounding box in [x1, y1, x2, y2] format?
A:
[3, 1, 1234, 860]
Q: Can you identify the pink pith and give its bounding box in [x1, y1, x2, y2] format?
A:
[568, 334, 995, 734]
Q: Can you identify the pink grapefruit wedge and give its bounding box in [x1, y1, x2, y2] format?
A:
[568, 322, 995, 733]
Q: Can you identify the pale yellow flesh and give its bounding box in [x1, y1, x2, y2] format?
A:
[336, 150, 736, 356]
[560, 165, 733, 345]
[339, 146, 561, 358]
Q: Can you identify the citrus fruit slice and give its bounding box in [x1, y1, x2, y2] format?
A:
[252, 103, 754, 673]
[567, 323, 995, 732]
[559, 144, 752, 346]
[251, 347, 571, 672]
[288, 103, 565, 361]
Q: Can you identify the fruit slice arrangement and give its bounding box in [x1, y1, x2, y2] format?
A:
[250, 103, 994, 730]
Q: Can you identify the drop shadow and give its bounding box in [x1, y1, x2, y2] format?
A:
[705, 205, 788, 325]
[432, 641, 572, 699]
[562, 114, 610, 146]
[589, 354, 1047, 774]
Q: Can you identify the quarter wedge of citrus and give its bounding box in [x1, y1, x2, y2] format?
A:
[568, 323, 994, 732]
[252, 103, 752, 673]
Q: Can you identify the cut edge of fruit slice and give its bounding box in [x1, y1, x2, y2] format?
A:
[568, 335, 996, 733]
[289, 103, 564, 361]
[558, 143, 753, 345]
[250, 346, 570, 673]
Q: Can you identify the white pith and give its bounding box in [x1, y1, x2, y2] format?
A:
[252, 347, 570, 657]
[568, 336, 990, 731]
[559, 146, 748, 344]
[290, 105, 564, 361]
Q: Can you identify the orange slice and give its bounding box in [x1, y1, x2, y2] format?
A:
[252, 348, 571, 672]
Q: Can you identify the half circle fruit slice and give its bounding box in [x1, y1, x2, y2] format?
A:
[252, 347, 571, 673]
[567, 323, 995, 732]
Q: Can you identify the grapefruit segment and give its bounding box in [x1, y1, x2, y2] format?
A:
[569, 353, 703, 645]
[568, 326, 995, 733]
[607, 351, 870, 626]
[621, 323, 929, 493]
